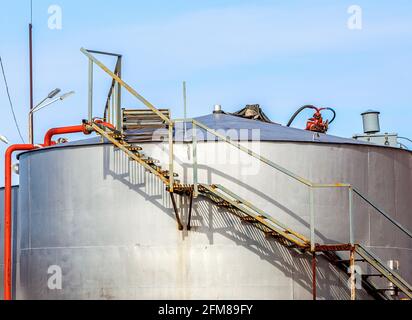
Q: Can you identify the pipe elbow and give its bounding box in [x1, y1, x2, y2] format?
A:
[43, 124, 91, 147]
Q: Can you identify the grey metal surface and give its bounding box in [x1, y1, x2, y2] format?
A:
[353, 133, 399, 147]
[14, 135, 411, 299]
[0, 186, 19, 300]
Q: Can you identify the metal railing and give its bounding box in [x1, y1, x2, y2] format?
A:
[83, 49, 123, 129]
[81, 48, 175, 192]
[80, 47, 411, 252]
[174, 118, 412, 253]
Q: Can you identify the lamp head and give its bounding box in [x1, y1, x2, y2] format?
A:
[47, 88, 61, 99]
[0, 134, 9, 144]
[60, 91, 75, 100]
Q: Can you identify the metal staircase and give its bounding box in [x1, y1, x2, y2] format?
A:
[81, 47, 412, 300]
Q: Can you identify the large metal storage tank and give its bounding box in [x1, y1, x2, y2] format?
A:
[11, 113, 412, 299]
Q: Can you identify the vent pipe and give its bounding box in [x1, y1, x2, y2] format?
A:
[361, 110, 380, 134]
[213, 104, 222, 114]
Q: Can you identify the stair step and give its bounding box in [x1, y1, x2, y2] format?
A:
[216, 201, 232, 207]
[240, 216, 257, 223]
[123, 124, 167, 130]
[123, 108, 170, 116]
[109, 132, 125, 140]
[160, 170, 179, 178]
[142, 158, 160, 165]
[335, 259, 366, 263]
[125, 145, 143, 152]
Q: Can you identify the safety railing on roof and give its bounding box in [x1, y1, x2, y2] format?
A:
[174, 118, 412, 253]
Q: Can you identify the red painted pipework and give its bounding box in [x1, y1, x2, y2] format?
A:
[4, 144, 38, 300]
[43, 124, 90, 147]
[95, 120, 115, 130]
[43, 121, 115, 147]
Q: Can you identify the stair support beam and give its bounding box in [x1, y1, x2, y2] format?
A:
[169, 192, 184, 231]
[187, 190, 194, 231]
[312, 252, 317, 300]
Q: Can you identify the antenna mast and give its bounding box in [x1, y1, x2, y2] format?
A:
[29, 0, 34, 144]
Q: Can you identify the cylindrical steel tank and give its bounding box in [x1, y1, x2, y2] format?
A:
[10, 113, 412, 300]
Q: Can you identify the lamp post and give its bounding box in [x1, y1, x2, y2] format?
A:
[28, 89, 75, 144]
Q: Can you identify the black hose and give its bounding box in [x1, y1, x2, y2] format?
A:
[286, 105, 337, 127]
[286, 105, 316, 127]
[322, 107, 336, 124]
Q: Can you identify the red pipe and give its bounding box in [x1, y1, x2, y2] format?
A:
[4, 144, 38, 300]
[43, 125, 90, 147]
[95, 120, 115, 130]
[43, 121, 115, 147]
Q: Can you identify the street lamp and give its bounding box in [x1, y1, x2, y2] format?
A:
[0, 134, 9, 144]
[28, 89, 75, 144]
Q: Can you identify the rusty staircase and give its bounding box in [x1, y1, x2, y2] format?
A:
[89, 114, 412, 301]
[81, 47, 412, 300]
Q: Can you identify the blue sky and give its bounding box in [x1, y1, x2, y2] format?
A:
[1, 0, 412, 182]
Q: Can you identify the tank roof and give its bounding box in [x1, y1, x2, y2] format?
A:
[19, 112, 410, 158]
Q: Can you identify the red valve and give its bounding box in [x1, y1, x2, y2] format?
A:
[305, 107, 330, 133]
[287, 105, 336, 134]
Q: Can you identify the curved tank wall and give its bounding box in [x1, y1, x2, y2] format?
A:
[0, 186, 19, 300]
[14, 139, 411, 300]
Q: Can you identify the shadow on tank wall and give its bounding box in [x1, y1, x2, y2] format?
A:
[102, 146, 371, 300]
